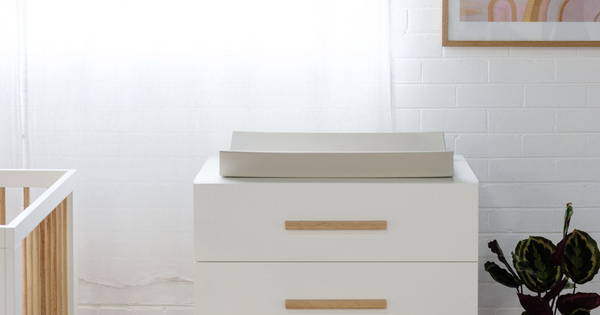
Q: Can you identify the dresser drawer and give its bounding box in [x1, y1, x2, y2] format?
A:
[194, 182, 478, 262]
[194, 262, 477, 315]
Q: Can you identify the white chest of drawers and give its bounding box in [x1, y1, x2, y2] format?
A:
[194, 155, 479, 314]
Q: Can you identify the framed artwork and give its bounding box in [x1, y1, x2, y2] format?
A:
[443, 0, 600, 46]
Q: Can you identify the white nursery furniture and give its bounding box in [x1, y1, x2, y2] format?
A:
[193, 155, 478, 314]
[0, 170, 78, 315]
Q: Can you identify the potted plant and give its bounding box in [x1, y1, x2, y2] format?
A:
[485, 203, 600, 315]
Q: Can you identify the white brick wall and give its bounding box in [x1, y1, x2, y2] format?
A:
[390, 0, 600, 313]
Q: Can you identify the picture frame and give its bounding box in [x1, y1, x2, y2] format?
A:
[442, 0, 600, 47]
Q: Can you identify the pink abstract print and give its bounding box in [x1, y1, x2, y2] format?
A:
[460, 0, 600, 22]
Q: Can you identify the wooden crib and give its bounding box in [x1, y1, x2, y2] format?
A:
[0, 170, 77, 315]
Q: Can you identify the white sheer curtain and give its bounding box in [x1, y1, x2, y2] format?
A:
[11, 0, 392, 305]
[0, 0, 22, 169]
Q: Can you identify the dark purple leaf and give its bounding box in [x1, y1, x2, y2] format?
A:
[543, 279, 567, 302]
[489, 240, 520, 279]
[485, 261, 521, 288]
[557, 293, 600, 315]
[518, 293, 553, 315]
[552, 237, 567, 266]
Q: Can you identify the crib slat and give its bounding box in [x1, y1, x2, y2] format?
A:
[40, 215, 50, 315]
[23, 188, 28, 314]
[24, 187, 34, 315]
[0, 187, 5, 225]
[51, 206, 58, 315]
[26, 232, 33, 315]
[24, 187, 30, 209]
[22, 235, 28, 314]
[45, 215, 52, 315]
[56, 202, 63, 314]
[61, 198, 69, 314]
[33, 225, 41, 315]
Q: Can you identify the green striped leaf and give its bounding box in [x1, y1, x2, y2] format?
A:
[565, 307, 590, 315]
[563, 230, 600, 285]
[514, 236, 562, 293]
[563, 203, 574, 238]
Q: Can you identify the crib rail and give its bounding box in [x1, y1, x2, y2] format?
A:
[0, 170, 77, 315]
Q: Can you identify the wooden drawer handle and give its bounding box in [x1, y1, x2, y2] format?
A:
[285, 220, 387, 230]
[286, 299, 387, 309]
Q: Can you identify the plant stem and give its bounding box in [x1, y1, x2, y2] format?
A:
[573, 283, 576, 294]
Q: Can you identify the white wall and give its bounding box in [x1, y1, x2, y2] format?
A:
[390, 0, 600, 314]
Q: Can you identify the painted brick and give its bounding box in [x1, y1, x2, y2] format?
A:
[83, 133, 121, 157]
[78, 307, 98, 315]
[510, 47, 577, 56]
[577, 48, 600, 56]
[457, 85, 523, 108]
[394, 59, 421, 83]
[489, 159, 556, 183]
[390, 0, 441, 8]
[589, 86, 600, 107]
[395, 109, 420, 132]
[557, 159, 600, 182]
[465, 158, 488, 182]
[78, 280, 193, 306]
[521, 184, 587, 207]
[590, 185, 600, 206]
[479, 283, 520, 307]
[421, 109, 486, 132]
[443, 47, 510, 57]
[445, 134, 456, 151]
[120, 108, 196, 134]
[395, 85, 455, 108]
[489, 59, 555, 83]
[563, 208, 600, 233]
[477, 308, 497, 315]
[91, 308, 164, 315]
[494, 309, 532, 315]
[390, 7, 407, 34]
[525, 85, 587, 107]
[391, 33, 442, 58]
[557, 110, 600, 132]
[85, 107, 124, 133]
[28, 132, 85, 157]
[422, 60, 488, 83]
[408, 8, 441, 33]
[488, 110, 554, 133]
[29, 106, 86, 132]
[119, 133, 194, 158]
[523, 135, 587, 157]
[557, 60, 600, 82]
[588, 135, 600, 157]
[479, 209, 489, 232]
[479, 184, 521, 207]
[455, 135, 522, 158]
[488, 209, 556, 233]
[164, 309, 195, 315]
[80, 183, 191, 209]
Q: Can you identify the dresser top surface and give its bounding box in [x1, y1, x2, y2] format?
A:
[194, 155, 478, 185]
